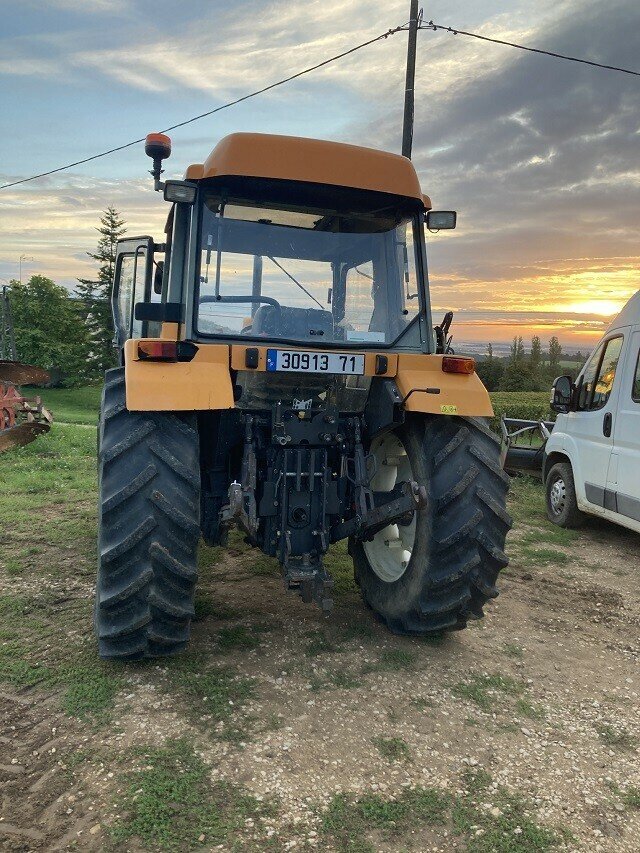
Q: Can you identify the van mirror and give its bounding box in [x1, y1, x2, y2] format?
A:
[550, 375, 573, 413]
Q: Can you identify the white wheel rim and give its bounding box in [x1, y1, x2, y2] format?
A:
[549, 477, 566, 515]
[363, 432, 416, 583]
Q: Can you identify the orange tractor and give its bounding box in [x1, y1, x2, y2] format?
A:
[95, 132, 510, 659]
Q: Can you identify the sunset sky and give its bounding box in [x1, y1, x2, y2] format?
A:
[1, 0, 638, 349]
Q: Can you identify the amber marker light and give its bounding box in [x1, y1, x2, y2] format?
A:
[137, 341, 177, 361]
[442, 356, 476, 375]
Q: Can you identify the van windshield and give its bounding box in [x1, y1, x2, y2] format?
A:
[195, 193, 423, 347]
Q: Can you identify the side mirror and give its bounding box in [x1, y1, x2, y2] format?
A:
[426, 210, 457, 231]
[550, 375, 573, 413]
[153, 260, 164, 295]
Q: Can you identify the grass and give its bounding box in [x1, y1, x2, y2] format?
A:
[110, 738, 273, 850]
[372, 735, 411, 762]
[361, 648, 416, 675]
[452, 768, 563, 852]
[217, 625, 262, 650]
[164, 655, 254, 730]
[321, 768, 563, 853]
[594, 722, 637, 750]
[305, 630, 341, 657]
[36, 384, 102, 425]
[502, 643, 524, 659]
[452, 674, 524, 712]
[321, 786, 450, 852]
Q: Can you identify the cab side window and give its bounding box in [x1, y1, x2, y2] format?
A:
[632, 349, 640, 403]
[577, 336, 623, 411]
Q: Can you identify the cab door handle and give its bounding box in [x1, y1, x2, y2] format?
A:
[603, 412, 612, 437]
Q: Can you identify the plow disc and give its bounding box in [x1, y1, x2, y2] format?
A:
[0, 362, 53, 453]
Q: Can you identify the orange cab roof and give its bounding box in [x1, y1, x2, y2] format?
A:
[185, 133, 430, 206]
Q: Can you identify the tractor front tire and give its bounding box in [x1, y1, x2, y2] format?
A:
[95, 368, 200, 659]
[351, 415, 511, 634]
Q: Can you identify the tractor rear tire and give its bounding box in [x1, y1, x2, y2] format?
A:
[95, 368, 200, 659]
[351, 415, 511, 634]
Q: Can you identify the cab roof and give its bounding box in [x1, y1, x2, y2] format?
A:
[185, 133, 431, 208]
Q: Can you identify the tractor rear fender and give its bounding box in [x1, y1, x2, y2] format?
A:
[395, 353, 493, 418]
[123, 339, 234, 411]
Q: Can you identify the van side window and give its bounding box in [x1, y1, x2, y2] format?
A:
[633, 349, 640, 403]
[577, 336, 623, 411]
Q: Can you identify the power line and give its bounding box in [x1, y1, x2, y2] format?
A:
[0, 22, 409, 191]
[421, 20, 640, 77]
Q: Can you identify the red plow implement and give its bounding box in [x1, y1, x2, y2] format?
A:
[0, 361, 53, 452]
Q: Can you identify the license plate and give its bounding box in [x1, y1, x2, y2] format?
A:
[266, 349, 365, 375]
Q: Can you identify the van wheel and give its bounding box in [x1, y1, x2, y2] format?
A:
[545, 462, 584, 528]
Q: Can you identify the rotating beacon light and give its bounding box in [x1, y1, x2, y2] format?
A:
[145, 132, 172, 192]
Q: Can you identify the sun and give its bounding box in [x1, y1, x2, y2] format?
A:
[565, 299, 624, 317]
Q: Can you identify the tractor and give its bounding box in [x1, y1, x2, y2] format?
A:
[95, 131, 511, 659]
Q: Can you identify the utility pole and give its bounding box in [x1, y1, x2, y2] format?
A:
[402, 0, 420, 159]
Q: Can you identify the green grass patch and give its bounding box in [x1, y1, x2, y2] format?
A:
[361, 648, 416, 675]
[595, 722, 637, 750]
[305, 630, 341, 657]
[372, 735, 410, 762]
[110, 738, 273, 850]
[515, 698, 546, 721]
[36, 384, 102, 425]
[321, 786, 450, 852]
[452, 768, 563, 851]
[452, 674, 523, 712]
[164, 655, 254, 733]
[622, 786, 640, 809]
[216, 625, 261, 651]
[502, 643, 524, 659]
[324, 540, 357, 596]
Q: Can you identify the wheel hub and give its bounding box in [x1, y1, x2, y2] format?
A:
[362, 433, 416, 583]
[549, 477, 566, 515]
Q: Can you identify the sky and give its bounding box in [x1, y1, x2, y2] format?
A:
[1, 0, 639, 349]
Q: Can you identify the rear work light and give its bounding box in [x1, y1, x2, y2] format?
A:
[442, 356, 476, 375]
[138, 341, 177, 361]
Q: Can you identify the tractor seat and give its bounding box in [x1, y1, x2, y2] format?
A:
[252, 305, 333, 340]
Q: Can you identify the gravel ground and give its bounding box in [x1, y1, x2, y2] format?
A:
[1, 471, 639, 851]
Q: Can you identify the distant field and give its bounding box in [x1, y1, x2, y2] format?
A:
[489, 391, 553, 427]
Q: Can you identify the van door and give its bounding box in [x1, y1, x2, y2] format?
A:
[565, 334, 625, 512]
[610, 331, 640, 525]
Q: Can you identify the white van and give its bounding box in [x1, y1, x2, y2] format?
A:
[544, 290, 640, 532]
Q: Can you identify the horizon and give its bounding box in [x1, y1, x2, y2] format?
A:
[1, 0, 639, 348]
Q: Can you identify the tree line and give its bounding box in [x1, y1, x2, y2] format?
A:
[476, 336, 587, 392]
[7, 207, 125, 384]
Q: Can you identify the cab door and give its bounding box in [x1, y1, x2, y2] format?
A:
[565, 334, 625, 512]
[111, 237, 154, 352]
[609, 330, 640, 524]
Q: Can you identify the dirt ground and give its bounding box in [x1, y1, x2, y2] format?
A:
[1, 426, 639, 851]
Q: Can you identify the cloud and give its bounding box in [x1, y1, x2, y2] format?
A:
[1, 0, 638, 346]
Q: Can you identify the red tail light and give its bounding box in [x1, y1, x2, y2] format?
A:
[442, 356, 475, 375]
[138, 341, 177, 361]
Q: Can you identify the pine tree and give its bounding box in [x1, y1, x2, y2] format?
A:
[77, 206, 126, 378]
[509, 336, 525, 365]
[530, 336, 542, 371]
[548, 336, 563, 373]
